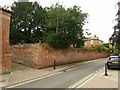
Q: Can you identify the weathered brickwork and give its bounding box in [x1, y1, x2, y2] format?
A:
[0, 8, 12, 74]
[10, 44, 109, 69]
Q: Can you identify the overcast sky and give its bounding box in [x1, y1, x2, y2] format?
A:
[0, 0, 119, 43]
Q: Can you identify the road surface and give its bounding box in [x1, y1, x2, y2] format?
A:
[9, 58, 107, 88]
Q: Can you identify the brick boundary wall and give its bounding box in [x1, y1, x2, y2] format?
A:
[0, 9, 2, 74]
[10, 44, 109, 69]
[0, 8, 12, 74]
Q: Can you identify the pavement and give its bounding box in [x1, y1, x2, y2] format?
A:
[77, 69, 119, 88]
[0, 58, 119, 89]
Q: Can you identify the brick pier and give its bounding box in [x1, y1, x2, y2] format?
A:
[0, 7, 12, 74]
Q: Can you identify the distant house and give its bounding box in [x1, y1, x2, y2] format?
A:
[84, 35, 104, 47]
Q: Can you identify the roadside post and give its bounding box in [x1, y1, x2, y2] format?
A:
[54, 60, 56, 69]
[105, 63, 108, 76]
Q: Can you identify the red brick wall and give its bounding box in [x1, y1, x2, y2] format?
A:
[0, 10, 2, 74]
[0, 10, 12, 74]
[10, 44, 109, 69]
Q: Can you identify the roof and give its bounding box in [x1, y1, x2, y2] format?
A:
[85, 37, 99, 41]
[0, 6, 13, 14]
[90, 37, 98, 40]
[85, 35, 103, 42]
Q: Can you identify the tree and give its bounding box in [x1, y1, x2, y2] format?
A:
[109, 1, 120, 50]
[10, 2, 88, 48]
[43, 4, 70, 48]
[65, 5, 87, 48]
[10, 2, 45, 44]
[44, 4, 88, 48]
[109, 21, 120, 50]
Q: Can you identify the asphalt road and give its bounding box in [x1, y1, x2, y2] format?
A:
[13, 58, 107, 88]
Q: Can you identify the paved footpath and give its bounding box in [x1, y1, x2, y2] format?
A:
[78, 69, 119, 88]
[0, 58, 119, 89]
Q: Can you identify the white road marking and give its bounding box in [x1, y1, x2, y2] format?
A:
[68, 67, 104, 88]
[65, 58, 106, 72]
[6, 58, 107, 88]
[6, 72, 62, 88]
[77, 68, 104, 88]
[5, 72, 13, 87]
[68, 73, 94, 88]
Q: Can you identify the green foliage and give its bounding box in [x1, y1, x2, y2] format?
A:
[10, 2, 45, 44]
[45, 32, 70, 48]
[96, 45, 110, 52]
[10, 2, 88, 48]
[102, 43, 109, 48]
[83, 46, 96, 51]
[110, 29, 120, 50]
[44, 4, 87, 48]
[113, 48, 120, 55]
[83, 44, 111, 53]
[116, 43, 120, 50]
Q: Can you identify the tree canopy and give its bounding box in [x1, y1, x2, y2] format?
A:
[109, 4, 120, 50]
[10, 2, 45, 44]
[10, 2, 88, 48]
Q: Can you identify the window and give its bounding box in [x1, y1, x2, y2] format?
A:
[91, 40, 94, 44]
[91, 40, 94, 46]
